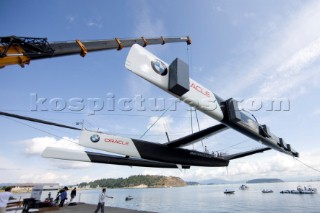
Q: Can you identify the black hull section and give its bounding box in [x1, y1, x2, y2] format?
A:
[132, 139, 229, 167]
[86, 151, 190, 169]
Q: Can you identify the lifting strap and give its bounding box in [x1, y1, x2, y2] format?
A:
[75, 40, 88, 57]
[141, 37, 148, 47]
[115, 38, 123, 50]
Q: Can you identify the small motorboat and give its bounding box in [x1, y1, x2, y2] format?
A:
[224, 189, 235, 194]
[125, 195, 133, 201]
[239, 185, 249, 190]
[262, 189, 273, 193]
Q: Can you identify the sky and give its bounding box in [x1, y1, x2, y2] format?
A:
[1, 0, 320, 185]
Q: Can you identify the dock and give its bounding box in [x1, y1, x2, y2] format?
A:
[51, 203, 154, 213]
[15, 203, 156, 213]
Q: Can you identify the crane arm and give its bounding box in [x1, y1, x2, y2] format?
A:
[0, 35, 191, 68]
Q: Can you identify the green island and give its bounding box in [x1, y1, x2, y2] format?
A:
[79, 175, 186, 189]
[246, 178, 284, 183]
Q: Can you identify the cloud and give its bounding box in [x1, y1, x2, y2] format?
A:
[258, 37, 320, 98]
[66, 15, 76, 24]
[244, 12, 255, 18]
[218, 1, 320, 99]
[23, 136, 83, 155]
[192, 66, 205, 73]
[84, 17, 103, 29]
[147, 116, 173, 134]
[142, 150, 320, 181]
[23, 136, 91, 169]
[133, 3, 166, 37]
[0, 156, 18, 170]
[314, 109, 320, 115]
[19, 172, 69, 184]
[215, 6, 224, 12]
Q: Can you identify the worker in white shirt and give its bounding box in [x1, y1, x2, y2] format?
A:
[94, 188, 113, 213]
[0, 187, 15, 213]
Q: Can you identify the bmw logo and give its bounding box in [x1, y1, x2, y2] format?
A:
[90, 134, 100, 143]
[151, 59, 168, 76]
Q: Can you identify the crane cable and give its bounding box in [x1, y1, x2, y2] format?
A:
[194, 109, 205, 150]
[2, 116, 78, 145]
[294, 157, 320, 173]
[0, 111, 81, 130]
[139, 101, 175, 139]
[190, 107, 194, 150]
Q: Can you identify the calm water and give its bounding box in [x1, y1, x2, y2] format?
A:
[14, 182, 320, 212]
[74, 182, 320, 213]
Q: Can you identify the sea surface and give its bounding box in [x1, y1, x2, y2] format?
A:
[15, 182, 320, 213]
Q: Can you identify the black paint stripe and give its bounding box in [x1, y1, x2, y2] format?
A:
[85, 151, 190, 169]
[132, 139, 229, 167]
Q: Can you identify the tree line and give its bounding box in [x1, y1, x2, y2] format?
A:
[79, 175, 174, 188]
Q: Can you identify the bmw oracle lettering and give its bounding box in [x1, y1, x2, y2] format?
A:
[151, 59, 168, 76]
[90, 134, 100, 143]
[104, 138, 129, 146]
[190, 82, 211, 97]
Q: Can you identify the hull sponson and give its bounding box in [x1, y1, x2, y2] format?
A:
[132, 139, 229, 167]
[42, 147, 189, 169]
[125, 44, 224, 121]
[85, 151, 190, 169]
[79, 130, 141, 158]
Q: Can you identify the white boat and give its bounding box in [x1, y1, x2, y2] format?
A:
[262, 189, 273, 193]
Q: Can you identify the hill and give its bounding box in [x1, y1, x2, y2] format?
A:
[199, 178, 243, 185]
[186, 181, 200, 185]
[246, 178, 284, 183]
[79, 175, 186, 188]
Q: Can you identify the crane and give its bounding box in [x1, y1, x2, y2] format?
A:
[0, 35, 191, 68]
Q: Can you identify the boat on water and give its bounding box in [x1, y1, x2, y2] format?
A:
[262, 189, 273, 193]
[239, 185, 249, 190]
[125, 196, 133, 201]
[280, 186, 317, 194]
[224, 189, 235, 194]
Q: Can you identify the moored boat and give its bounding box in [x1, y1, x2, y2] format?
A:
[239, 185, 249, 190]
[125, 195, 133, 201]
[280, 186, 317, 194]
[224, 189, 235, 194]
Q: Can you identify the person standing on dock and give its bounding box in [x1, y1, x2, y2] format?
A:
[59, 186, 68, 207]
[94, 188, 113, 213]
[0, 187, 15, 213]
[70, 187, 77, 202]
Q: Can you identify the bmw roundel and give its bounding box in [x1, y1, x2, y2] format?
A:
[90, 134, 100, 143]
[151, 59, 168, 76]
